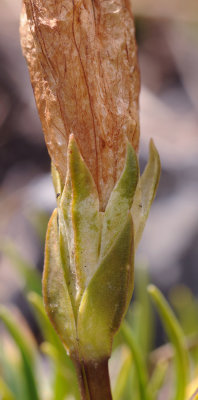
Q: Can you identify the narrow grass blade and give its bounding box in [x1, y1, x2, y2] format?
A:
[147, 361, 168, 400]
[0, 377, 16, 400]
[148, 285, 189, 400]
[113, 353, 132, 400]
[41, 342, 80, 400]
[169, 285, 198, 337]
[1, 240, 41, 295]
[0, 343, 25, 400]
[133, 264, 154, 357]
[0, 307, 40, 400]
[121, 321, 150, 400]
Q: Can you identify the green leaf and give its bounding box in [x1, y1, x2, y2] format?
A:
[0, 307, 40, 400]
[78, 214, 134, 361]
[0, 343, 23, 400]
[113, 352, 132, 400]
[169, 285, 198, 337]
[134, 264, 154, 356]
[147, 361, 168, 400]
[0, 378, 16, 400]
[100, 141, 138, 259]
[132, 139, 161, 249]
[121, 321, 151, 400]
[60, 134, 101, 307]
[43, 208, 77, 356]
[41, 342, 80, 400]
[0, 240, 41, 295]
[148, 285, 189, 400]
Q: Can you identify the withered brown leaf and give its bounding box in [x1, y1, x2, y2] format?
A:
[20, 0, 140, 210]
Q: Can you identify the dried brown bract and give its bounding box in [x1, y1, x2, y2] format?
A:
[20, 0, 140, 210]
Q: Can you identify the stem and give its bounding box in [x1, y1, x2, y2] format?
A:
[74, 358, 113, 400]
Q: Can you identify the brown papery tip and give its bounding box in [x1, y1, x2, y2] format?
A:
[20, 0, 140, 210]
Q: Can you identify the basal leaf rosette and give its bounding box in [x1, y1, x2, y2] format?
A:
[43, 134, 160, 365]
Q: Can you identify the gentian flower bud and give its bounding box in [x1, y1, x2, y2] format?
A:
[20, 2, 160, 399]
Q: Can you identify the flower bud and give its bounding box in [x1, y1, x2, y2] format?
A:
[20, 0, 140, 210]
[20, 3, 161, 397]
[43, 134, 138, 362]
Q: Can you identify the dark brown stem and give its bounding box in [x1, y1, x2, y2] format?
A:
[74, 358, 113, 400]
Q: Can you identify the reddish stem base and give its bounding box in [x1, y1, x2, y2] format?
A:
[75, 358, 113, 400]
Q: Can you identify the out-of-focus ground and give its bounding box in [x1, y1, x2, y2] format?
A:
[0, 0, 198, 310]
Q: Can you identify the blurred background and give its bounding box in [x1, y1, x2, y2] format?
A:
[0, 0, 198, 343]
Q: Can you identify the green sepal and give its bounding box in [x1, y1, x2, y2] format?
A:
[27, 292, 69, 365]
[29, 294, 78, 399]
[100, 141, 138, 259]
[60, 135, 101, 305]
[42, 208, 77, 356]
[77, 213, 134, 361]
[28, 293, 77, 395]
[51, 163, 64, 202]
[132, 139, 161, 249]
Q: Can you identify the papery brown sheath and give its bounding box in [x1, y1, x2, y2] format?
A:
[20, 0, 140, 210]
